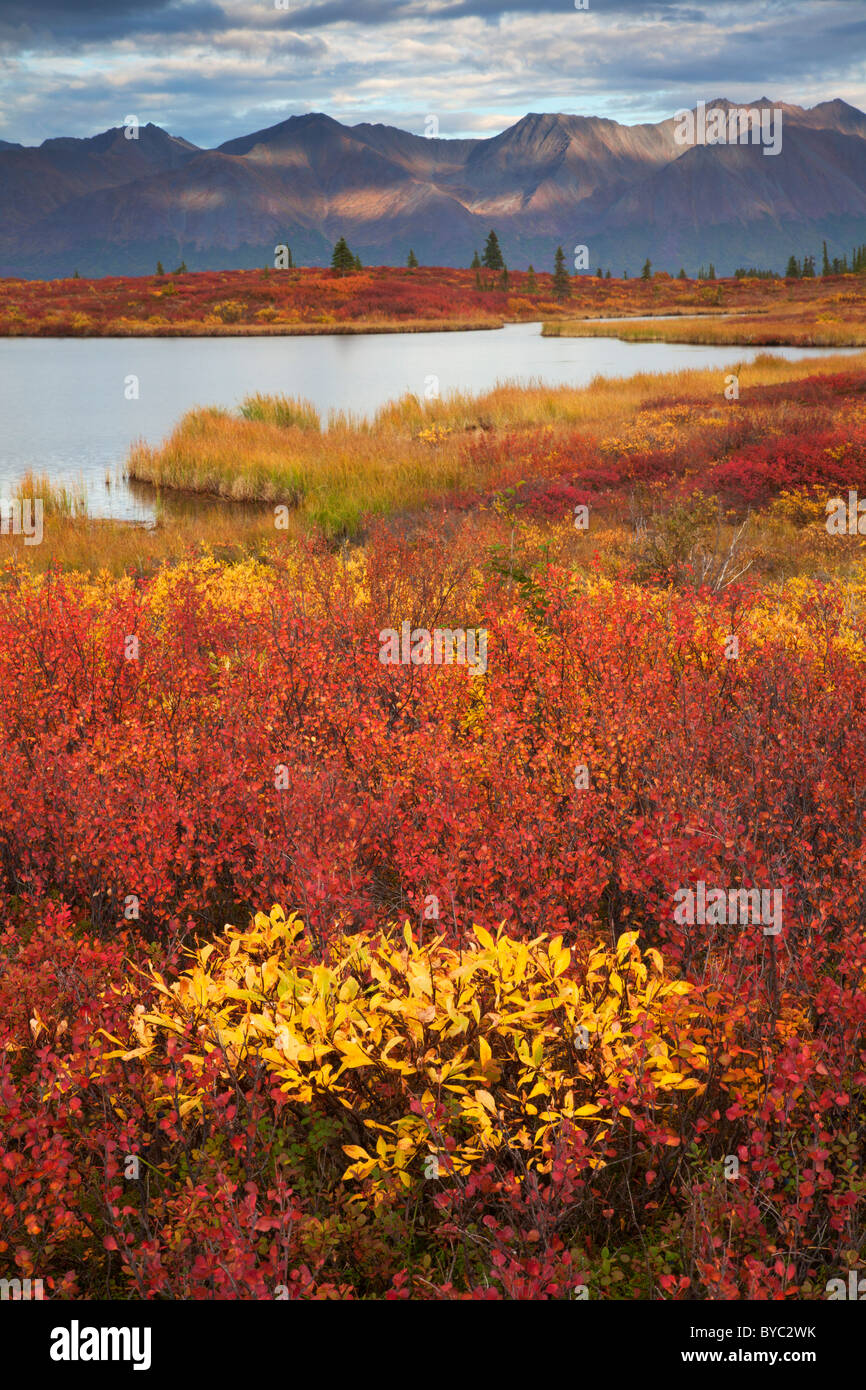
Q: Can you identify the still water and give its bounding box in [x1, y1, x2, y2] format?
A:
[0, 321, 859, 521]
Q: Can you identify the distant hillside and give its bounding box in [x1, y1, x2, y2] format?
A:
[3, 101, 866, 277]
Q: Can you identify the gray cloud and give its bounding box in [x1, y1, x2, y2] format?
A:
[0, 0, 229, 48]
[0, 0, 862, 147]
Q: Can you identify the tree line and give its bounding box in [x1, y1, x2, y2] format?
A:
[144, 234, 866, 283]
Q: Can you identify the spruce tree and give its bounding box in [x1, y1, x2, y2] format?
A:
[471, 250, 481, 270]
[526, 264, 537, 292]
[641, 258, 652, 280]
[822, 241, 831, 276]
[605, 269, 612, 279]
[156, 261, 165, 276]
[482, 230, 505, 271]
[552, 246, 571, 299]
[785, 255, 800, 279]
[707, 263, 716, 280]
[677, 267, 687, 280]
[331, 237, 355, 276]
[407, 248, 419, 269]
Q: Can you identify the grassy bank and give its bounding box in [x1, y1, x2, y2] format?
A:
[126, 352, 866, 521]
[6, 316, 506, 338]
[5, 264, 866, 337]
[3, 349, 864, 576]
[544, 314, 866, 347]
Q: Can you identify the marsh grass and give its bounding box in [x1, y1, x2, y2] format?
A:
[545, 316, 866, 347]
[125, 352, 866, 536]
[0, 506, 283, 577]
[12, 350, 866, 574]
[239, 394, 321, 431]
[7, 471, 89, 517]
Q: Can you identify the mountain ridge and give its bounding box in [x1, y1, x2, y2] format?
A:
[3, 100, 866, 278]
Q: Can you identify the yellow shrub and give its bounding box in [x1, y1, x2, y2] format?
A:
[111, 910, 710, 1204]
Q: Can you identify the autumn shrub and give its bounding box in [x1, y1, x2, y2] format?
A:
[4, 266, 866, 340]
[213, 300, 245, 324]
[120, 910, 704, 1191]
[707, 426, 866, 507]
[0, 491, 864, 1297]
[628, 492, 753, 588]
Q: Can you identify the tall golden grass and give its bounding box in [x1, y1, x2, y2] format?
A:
[6, 471, 89, 517]
[545, 316, 866, 347]
[126, 354, 866, 535]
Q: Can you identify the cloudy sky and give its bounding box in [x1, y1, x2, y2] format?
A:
[0, 0, 864, 146]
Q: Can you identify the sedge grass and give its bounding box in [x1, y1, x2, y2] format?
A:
[544, 315, 866, 347]
[125, 351, 866, 536]
[6, 471, 89, 518]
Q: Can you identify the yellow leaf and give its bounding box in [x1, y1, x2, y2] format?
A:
[616, 930, 640, 962]
[335, 1041, 374, 1069]
[553, 948, 571, 977]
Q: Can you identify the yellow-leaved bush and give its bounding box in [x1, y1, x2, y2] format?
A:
[108, 908, 709, 1203]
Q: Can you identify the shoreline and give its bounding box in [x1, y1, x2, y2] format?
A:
[0, 317, 507, 339]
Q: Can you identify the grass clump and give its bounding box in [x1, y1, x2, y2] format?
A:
[239, 393, 321, 432]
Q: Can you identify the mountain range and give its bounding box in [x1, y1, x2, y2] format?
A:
[3, 99, 866, 278]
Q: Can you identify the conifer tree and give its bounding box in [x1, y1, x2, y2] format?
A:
[552, 245, 570, 299]
[331, 237, 355, 275]
[482, 230, 505, 271]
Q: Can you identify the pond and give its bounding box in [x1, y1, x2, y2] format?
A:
[0, 322, 859, 521]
